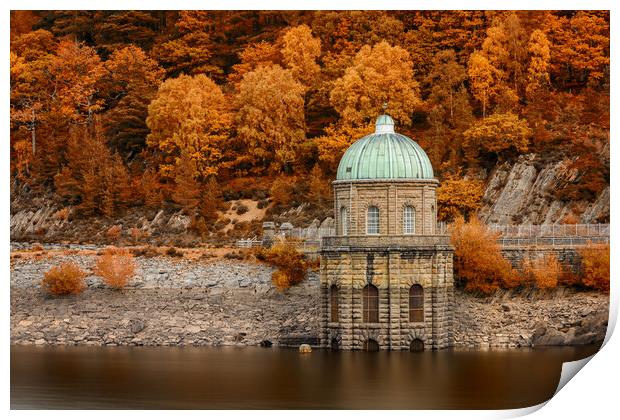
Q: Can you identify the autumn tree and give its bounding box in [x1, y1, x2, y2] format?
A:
[482, 13, 528, 96]
[102, 45, 165, 157]
[93, 11, 160, 55]
[47, 40, 106, 125]
[437, 175, 485, 222]
[235, 65, 306, 174]
[54, 123, 131, 217]
[306, 164, 332, 207]
[151, 11, 217, 78]
[280, 24, 321, 87]
[330, 41, 421, 127]
[423, 50, 473, 168]
[171, 150, 201, 211]
[315, 123, 373, 172]
[10, 30, 57, 157]
[463, 112, 532, 162]
[548, 11, 610, 88]
[425, 50, 469, 125]
[578, 242, 610, 292]
[521, 253, 563, 289]
[467, 51, 498, 117]
[228, 41, 282, 86]
[450, 216, 518, 294]
[146, 73, 233, 180]
[525, 30, 551, 99]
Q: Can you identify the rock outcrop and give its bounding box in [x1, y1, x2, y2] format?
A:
[479, 154, 609, 225]
[453, 288, 608, 348]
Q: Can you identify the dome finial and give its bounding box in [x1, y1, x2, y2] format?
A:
[375, 111, 395, 134]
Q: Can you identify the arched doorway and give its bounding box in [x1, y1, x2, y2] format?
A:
[363, 339, 380, 352]
[410, 339, 424, 352]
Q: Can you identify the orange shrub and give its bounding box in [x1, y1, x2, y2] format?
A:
[449, 216, 518, 294]
[521, 253, 563, 289]
[106, 225, 122, 241]
[94, 247, 137, 289]
[256, 239, 310, 291]
[41, 262, 86, 295]
[129, 227, 142, 243]
[53, 207, 70, 221]
[578, 242, 610, 292]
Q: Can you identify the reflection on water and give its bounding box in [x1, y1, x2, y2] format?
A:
[11, 344, 600, 409]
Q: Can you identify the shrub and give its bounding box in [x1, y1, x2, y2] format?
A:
[41, 262, 86, 295]
[106, 225, 122, 241]
[521, 253, 563, 289]
[578, 242, 610, 292]
[129, 227, 142, 243]
[166, 247, 183, 257]
[94, 247, 137, 289]
[131, 245, 159, 258]
[257, 239, 310, 291]
[53, 207, 70, 221]
[449, 216, 518, 294]
[236, 204, 249, 215]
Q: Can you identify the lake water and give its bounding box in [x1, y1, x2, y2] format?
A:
[11, 344, 600, 409]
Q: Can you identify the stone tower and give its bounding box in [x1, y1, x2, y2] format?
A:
[319, 114, 454, 351]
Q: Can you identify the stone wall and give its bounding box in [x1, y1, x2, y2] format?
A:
[319, 247, 453, 351]
[333, 179, 439, 236]
[501, 246, 581, 272]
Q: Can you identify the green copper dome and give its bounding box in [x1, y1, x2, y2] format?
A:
[336, 114, 434, 181]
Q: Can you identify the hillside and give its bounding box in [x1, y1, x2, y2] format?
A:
[10, 11, 610, 242]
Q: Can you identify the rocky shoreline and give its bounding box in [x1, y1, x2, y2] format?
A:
[10, 253, 608, 348]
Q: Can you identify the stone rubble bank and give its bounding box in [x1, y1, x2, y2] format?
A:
[11, 255, 608, 348]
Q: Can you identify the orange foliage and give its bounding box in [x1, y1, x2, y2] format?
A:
[106, 225, 122, 241]
[437, 175, 484, 222]
[256, 240, 311, 291]
[94, 247, 137, 289]
[578, 242, 610, 292]
[449, 216, 518, 294]
[41, 262, 86, 295]
[270, 175, 296, 207]
[520, 253, 563, 289]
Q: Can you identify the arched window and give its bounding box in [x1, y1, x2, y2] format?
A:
[363, 339, 380, 352]
[403, 206, 415, 234]
[340, 207, 348, 236]
[409, 284, 424, 322]
[362, 284, 379, 323]
[410, 339, 424, 352]
[367, 206, 380, 235]
[330, 285, 339, 322]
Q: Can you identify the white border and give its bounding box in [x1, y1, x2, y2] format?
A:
[4, 2, 617, 420]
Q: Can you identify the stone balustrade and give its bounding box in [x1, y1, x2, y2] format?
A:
[322, 234, 451, 249]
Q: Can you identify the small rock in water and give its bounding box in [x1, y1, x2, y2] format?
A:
[298, 344, 312, 353]
[260, 340, 272, 348]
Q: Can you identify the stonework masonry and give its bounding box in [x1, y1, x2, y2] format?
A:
[320, 179, 454, 351]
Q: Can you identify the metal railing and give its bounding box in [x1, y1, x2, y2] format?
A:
[488, 224, 609, 238]
[236, 237, 263, 248]
[498, 236, 609, 247]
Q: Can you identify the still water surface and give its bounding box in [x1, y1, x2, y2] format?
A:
[11, 344, 599, 409]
